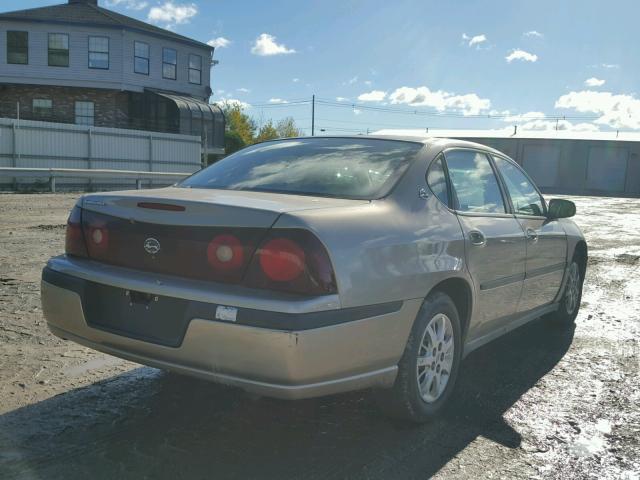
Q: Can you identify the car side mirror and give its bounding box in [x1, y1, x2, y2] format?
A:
[547, 199, 576, 219]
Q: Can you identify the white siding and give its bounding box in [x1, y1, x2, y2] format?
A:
[0, 20, 212, 98]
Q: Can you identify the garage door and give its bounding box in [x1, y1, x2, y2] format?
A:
[522, 145, 561, 188]
[586, 146, 628, 193]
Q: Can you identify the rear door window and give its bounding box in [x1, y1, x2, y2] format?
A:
[444, 150, 506, 213]
[426, 155, 450, 207]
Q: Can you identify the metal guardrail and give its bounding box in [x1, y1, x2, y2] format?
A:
[0, 167, 191, 192]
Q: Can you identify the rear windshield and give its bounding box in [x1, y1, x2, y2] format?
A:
[179, 138, 422, 200]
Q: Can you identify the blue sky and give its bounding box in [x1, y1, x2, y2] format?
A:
[6, 0, 640, 134]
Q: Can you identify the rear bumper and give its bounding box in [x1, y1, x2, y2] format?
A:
[41, 263, 420, 399]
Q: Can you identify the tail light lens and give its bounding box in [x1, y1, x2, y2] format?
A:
[207, 234, 245, 271]
[70, 208, 337, 297]
[83, 217, 110, 257]
[245, 230, 337, 295]
[65, 206, 88, 258]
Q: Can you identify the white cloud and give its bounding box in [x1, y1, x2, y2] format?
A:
[353, 108, 362, 116]
[336, 97, 350, 102]
[389, 86, 491, 116]
[506, 49, 538, 63]
[105, 0, 148, 10]
[599, 63, 620, 69]
[268, 98, 289, 104]
[584, 77, 606, 87]
[207, 37, 230, 49]
[214, 98, 251, 110]
[364, 80, 373, 86]
[344, 76, 358, 85]
[555, 90, 640, 129]
[236, 87, 250, 93]
[497, 111, 598, 131]
[357, 90, 387, 102]
[502, 111, 546, 122]
[462, 33, 487, 47]
[147, 2, 197, 28]
[524, 30, 543, 38]
[292, 78, 300, 82]
[251, 33, 295, 56]
[520, 119, 599, 132]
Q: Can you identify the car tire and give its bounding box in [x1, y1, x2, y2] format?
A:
[375, 291, 462, 423]
[546, 257, 584, 325]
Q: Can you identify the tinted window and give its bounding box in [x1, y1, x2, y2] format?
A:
[89, 36, 109, 69]
[33, 99, 52, 118]
[134, 41, 149, 75]
[7, 31, 28, 65]
[427, 155, 449, 206]
[163, 48, 177, 80]
[48, 33, 69, 67]
[444, 150, 505, 213]
[75, 101, 94, 126]
[189, 54, 202, 84]
[180, 138, 422, 200]
[493, 156, 545, 216]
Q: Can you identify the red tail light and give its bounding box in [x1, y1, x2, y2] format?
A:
[70, 208, 337, 296]
[245, 230, 337, 295]
[65, 206, 88, 258]
[259, 238, 305, 282]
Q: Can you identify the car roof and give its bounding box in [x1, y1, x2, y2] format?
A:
[256, 135, 507, 157]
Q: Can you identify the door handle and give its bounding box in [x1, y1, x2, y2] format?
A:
[469, 230, 486, 246]
[526, 228, 539, 243]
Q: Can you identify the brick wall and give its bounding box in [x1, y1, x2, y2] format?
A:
[0, 84, 129, 127]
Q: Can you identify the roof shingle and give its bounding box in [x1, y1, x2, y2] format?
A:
[0, 1, 212, 50]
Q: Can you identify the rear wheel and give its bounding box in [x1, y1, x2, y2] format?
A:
[547, 257, 583, 325]
[375, 292, 462, 423]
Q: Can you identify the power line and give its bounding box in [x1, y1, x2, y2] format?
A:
[314, 97, 600, 121]
[213, 95, 599, 121]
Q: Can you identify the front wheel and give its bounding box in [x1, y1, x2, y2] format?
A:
[547, 258, 584, 325]
[375, 291, 462, 423]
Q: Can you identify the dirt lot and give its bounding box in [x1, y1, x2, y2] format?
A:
[0, 193, 638, 480]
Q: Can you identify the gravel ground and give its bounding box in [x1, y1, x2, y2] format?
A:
[0, 193, 638, 480]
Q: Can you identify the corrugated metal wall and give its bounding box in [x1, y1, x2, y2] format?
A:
[455, 136, 640, 197]
[0, 118, 201, 189]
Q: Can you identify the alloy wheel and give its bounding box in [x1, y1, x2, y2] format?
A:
[565, 262, 580, 315]
[416, 313, 455, 403]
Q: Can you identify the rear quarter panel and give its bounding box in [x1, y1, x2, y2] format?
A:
[274, 146, 468, 309]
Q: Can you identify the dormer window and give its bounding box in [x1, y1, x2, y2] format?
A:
[89, 36, 109, 69]
[162, 48, 177, 80]
[7, 31, 28, 65]
[48, 33, 69, 67]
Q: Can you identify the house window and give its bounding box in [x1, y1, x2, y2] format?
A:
[188, 54, 202, 84]
[88, 36, 109, 69]
[33, 99, 53, 118]
[48, 33, 69, 67]
[75, 101, 95, 126]
[134, 41, 149, 75]
[7, 31, 28, 65]
[163, 48, 177, 80]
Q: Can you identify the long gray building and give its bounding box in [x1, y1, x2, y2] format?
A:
[0, 0, 224, 153]
[376, 129, 640, 197]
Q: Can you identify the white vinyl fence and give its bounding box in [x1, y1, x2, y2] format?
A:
[0, 118, 202, 190]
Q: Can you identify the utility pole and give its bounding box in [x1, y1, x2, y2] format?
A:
[311, 94, 315, 136]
